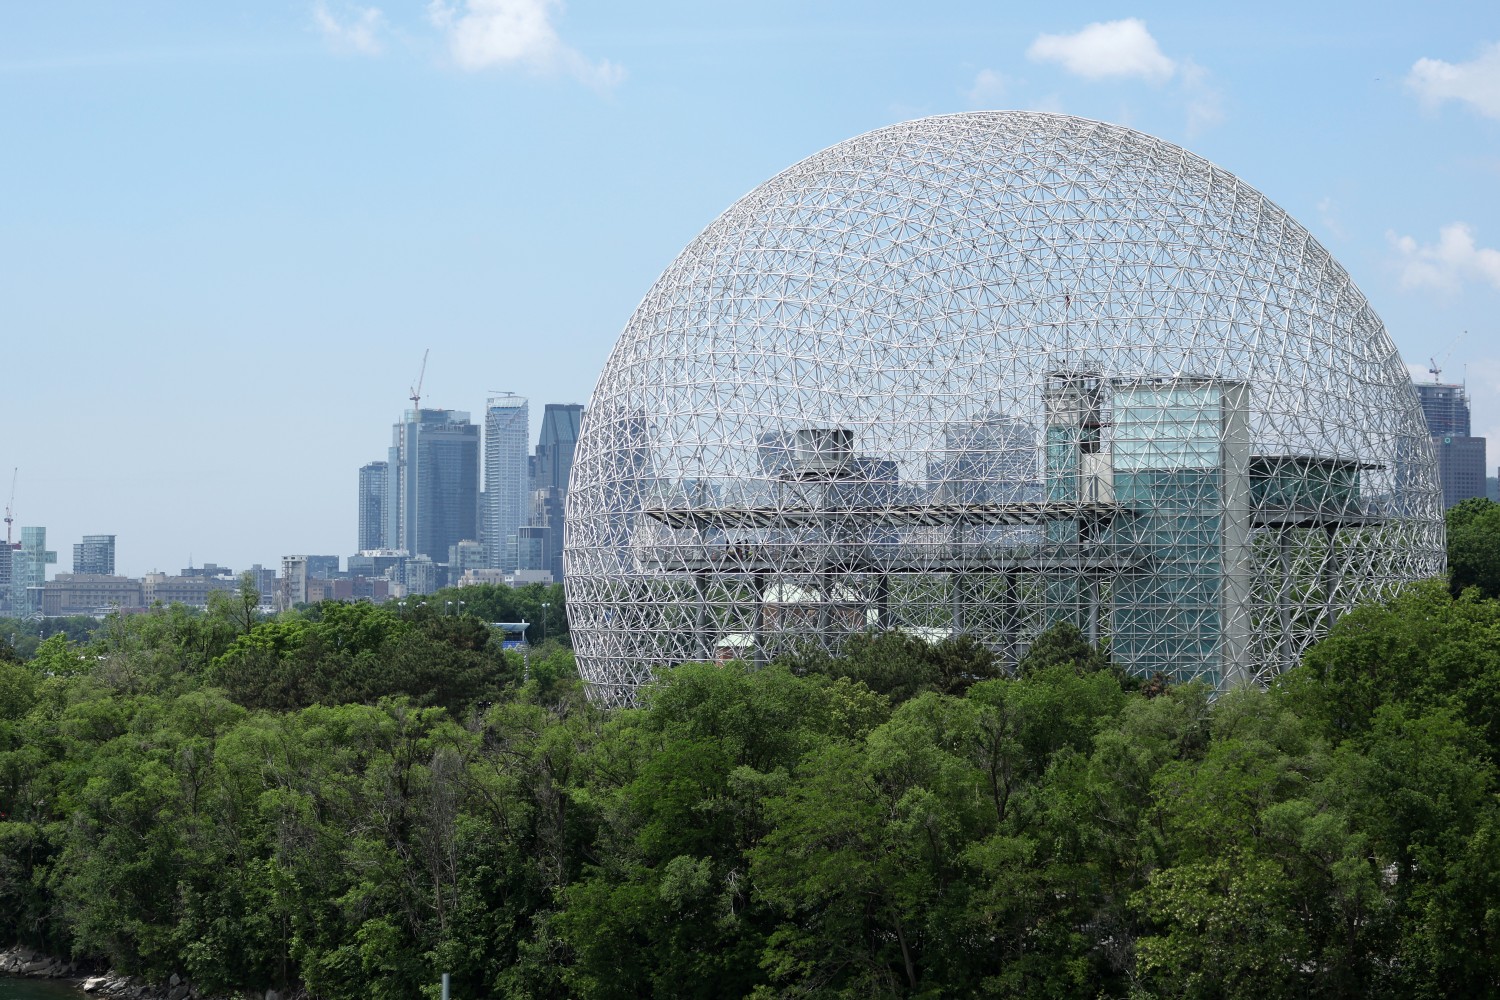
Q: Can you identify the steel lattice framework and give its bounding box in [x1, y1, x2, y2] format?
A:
[564, 111, 1445, 707]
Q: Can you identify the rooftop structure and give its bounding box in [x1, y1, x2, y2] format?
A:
[563, 112, 1446, 706]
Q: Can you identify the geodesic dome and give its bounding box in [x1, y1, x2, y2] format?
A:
[564, 111, 1445, 707]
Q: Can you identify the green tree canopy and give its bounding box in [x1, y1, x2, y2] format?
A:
[2, 581, 1500, 998]
[1447, 496, 1500, 599]
[779, 628, 1004, 703]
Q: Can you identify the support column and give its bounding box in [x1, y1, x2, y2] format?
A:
[1322, 524, 1340, 631]
[1086, 575, 1101, 645]
[1277, 529, 1294, 673]
[694, 573, 709, 661]
[818, 572, 831, 635]
[1000, 574, 1017, 672]
[752, 575, 765, 669]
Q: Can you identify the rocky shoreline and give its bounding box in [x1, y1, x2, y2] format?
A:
[0, 947, 291, 1000]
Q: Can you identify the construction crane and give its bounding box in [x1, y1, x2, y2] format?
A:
[1428, 330, 1466, 383]
[409, 349, 430, 410]
[4, 468, 16, 550]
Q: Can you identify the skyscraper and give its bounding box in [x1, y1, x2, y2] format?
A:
[484, 394, 529, 571]
[0, 541, 11, 613]
[1414, 381, 1487, 508]
[358, 461, 389, 551]
[534, 403, 584, 495]
[391, 409, 480, 563]
[72, 534, 116, 575]
[385, 440, 402, 552]
[528, 403, 585, 581]
[11, 527, 57, 617]
[1416, 382, 1471, 436]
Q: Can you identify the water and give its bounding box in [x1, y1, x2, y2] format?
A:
[0, 977, 85, 1000]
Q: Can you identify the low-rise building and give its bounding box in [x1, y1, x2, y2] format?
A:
[506, 569, 555, 586]
[457, 568, 509, 586]
[305, 576, 391, 604]
[406, 554, 438, 595]
[143, 572, 240, 608]
[42, 574, 144, 616]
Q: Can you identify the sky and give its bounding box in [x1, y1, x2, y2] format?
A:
[2, 1, 1498, 578]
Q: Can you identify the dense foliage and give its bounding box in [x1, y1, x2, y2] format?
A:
[1448, 497, 1500, 600]
[2, 574, 1499, 998]
[0, 615, 102, 660]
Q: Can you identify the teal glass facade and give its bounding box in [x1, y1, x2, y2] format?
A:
[1040, 379, 1254, 687]
[1110, 469, 1226, 683]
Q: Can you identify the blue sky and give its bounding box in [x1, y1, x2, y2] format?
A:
[2, 1, 1497, 576]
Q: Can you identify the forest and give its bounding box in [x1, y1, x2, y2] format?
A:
[2, 499, 1500, 999]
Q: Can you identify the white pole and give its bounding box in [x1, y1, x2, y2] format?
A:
[441, 972, 450, 1000]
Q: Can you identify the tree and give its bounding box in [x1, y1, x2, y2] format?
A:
[206, 571, 263, 636]
[751, 668, 1136, 998]
[30, 633, 90, 676]
[1016, 621, 1112, 678]
[553, 663, 885, 999]
[1280, 579, 1500, 748]
[0, 658, 38, 720]
[1133, 689, 1333, 1000]
[781, 629, 1003, 704]
[1328, 705, 1500, 995]
[418, 582, 571, 647]
[1447, 496, 1500, 600]
[205, 601, 510, 713]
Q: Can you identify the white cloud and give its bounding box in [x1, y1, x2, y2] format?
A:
[428, 0, 623, 88]
[966, 68, 1009, 108]
[1027, 19, 1175, 83]
[1407, 42, 1500, 119]
[1389, 222, 1500, 293]
[313, 2, 387, 56]
[1021, 19, 1219, 131]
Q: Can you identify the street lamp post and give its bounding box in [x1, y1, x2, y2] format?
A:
[541, 602, 550, 643]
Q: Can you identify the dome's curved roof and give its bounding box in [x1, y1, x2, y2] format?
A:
[564, 111, 1444, 706]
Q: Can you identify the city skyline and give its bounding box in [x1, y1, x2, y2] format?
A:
[2, 391, 587, 588]
[2, 3, 1497, 576]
